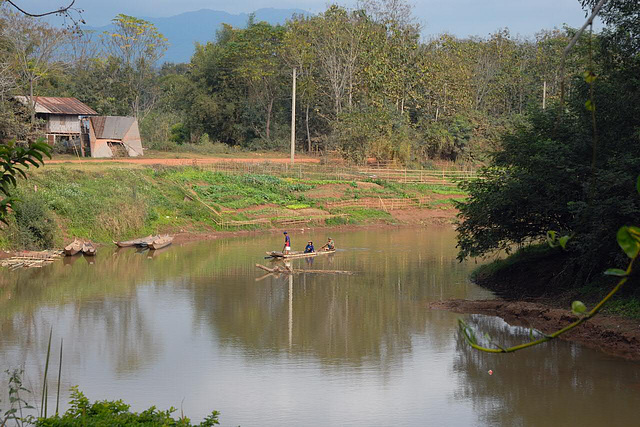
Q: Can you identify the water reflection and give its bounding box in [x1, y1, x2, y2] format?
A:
[453, 315, 640, 426]
[1, 228, 639, 426]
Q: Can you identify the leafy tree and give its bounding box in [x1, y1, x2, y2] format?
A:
[101, 14, 168, 118]
[0, 140, 50, 224]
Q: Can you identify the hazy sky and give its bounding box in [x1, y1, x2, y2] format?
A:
[14, 0, 599, 36]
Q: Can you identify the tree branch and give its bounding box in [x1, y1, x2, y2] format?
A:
[4, 0, 76, 17]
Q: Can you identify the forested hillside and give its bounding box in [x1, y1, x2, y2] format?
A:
[0, 0, 590, 166]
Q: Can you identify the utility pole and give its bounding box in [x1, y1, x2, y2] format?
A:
[543, 80, 547, 110]
[290, 67, 297, 165]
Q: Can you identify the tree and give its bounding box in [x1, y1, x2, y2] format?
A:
[1, 9, 70, 124]
[0, 140, 50, 224]
[101, 14, 168, 118]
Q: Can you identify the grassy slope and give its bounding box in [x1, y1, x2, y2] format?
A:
[0, 164, 463, 249]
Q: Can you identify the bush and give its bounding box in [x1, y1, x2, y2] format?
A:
[169, 123, 189, 144]
[35, 387, 220, 426]
[334, 103, 413, 165]
[12, 190, 56, 250]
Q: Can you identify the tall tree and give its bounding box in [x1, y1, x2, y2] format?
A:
[101, 14, 168, 118]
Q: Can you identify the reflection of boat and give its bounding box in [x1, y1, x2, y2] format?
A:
[62, 254, 80, 266]
[147, 244, 172, 259]
[149, 235, 173, 250]
[64, 239, 83, 256]
[266, 249, 336, 259]
[82, 241, 97, 256]
[114, 235, 155, 248]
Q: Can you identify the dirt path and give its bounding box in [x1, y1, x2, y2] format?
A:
[47, 157, 322, 166]
[430, 299, 640, 361]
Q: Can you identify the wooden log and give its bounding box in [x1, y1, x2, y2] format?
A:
[255, 264, 355, 275]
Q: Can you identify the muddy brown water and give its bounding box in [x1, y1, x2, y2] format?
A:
[1, 228, 639, 426]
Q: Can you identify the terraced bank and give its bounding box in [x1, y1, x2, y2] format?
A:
[0, 164, 468, 250]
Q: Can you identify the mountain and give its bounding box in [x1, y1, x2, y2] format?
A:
[87, 8, 308, 64]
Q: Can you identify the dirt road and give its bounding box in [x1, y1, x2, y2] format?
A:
[47, 157, 322, 166]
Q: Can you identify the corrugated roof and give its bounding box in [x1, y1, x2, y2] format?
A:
[90, 116, 135, 140]
[14, 96, 98, 115]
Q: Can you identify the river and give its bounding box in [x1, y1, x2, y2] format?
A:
[1, 227, 639, 426]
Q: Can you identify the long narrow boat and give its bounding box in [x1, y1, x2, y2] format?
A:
[64, 239, 83, 256]
[266, 249, 336, 259]
[82, 241, 97, 256]
[114, 235, 155, 248]
[149, 235, 173, 250]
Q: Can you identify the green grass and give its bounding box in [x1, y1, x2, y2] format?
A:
[602, 297, 640, 319]
[0, 165, 462, 248]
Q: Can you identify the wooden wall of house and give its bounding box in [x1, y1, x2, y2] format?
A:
[46, 114, 81, 134]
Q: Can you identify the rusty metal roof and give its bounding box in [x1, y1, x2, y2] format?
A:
[14, 96, 98, 115]
[90, 116, 136, 140]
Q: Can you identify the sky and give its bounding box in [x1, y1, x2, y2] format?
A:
[12, 0, 600, 37]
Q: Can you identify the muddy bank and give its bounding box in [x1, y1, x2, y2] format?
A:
[430, 299, 640, 361]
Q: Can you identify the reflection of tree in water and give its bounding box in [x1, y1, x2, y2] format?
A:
[73, 297, 160, 374]
[188, 229, 483, 369]
[452, 315, 640, 426]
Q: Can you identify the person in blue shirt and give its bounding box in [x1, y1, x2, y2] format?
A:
[304, 241, 315, 253]
[283, 231, 291, 254]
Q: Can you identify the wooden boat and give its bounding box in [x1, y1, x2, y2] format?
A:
[64, 239, 83, 256]
[266, 249, 336, 259]
[114, 235, 155, 248]
[82, 241, 97, 256]
[148, 235, 173, 250]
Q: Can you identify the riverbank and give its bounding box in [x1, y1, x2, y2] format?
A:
[0, 163, 464, 251]
[430, 299, 640, 361]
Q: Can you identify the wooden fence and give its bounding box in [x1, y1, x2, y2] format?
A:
[324, 197, 431, 211]
[196, 161, 477, 187]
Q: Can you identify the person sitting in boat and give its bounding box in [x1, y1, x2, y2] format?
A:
[283, 231, 291, 254]
[321, 237, 335, 251]
[304, 241, 315, 253]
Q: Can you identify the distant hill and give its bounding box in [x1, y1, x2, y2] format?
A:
[88, 8, 308, 64]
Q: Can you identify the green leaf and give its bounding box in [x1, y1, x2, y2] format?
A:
[583, 70, 597, 84]
[585, 99, 595, 112]
[558, 235, 570, 250]
[617, 226, 640, 258]
[604, 268, 628, 277]
[571, 300, 587, 315]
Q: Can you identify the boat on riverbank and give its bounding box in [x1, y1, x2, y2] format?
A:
[114, 235, 155, 248]
[149, 235, 173, 250]
[266, 249, 336, 259]
[82, 241, 97, 256]
[64, 239, 83, 256]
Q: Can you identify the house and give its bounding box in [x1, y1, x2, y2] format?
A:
[14, 96, 98, 150]
[86, 116, 144, 158]
[14, 96, 144, 158]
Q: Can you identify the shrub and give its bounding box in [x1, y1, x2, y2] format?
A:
[35, 387, 220, 426]
[12, 190, 56, 250]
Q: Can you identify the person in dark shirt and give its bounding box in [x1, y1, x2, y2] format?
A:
[283, 231, 291, 254]
[304, 241, 315, 253]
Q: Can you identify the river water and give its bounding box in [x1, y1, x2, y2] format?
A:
[1, 227, 639, 426]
